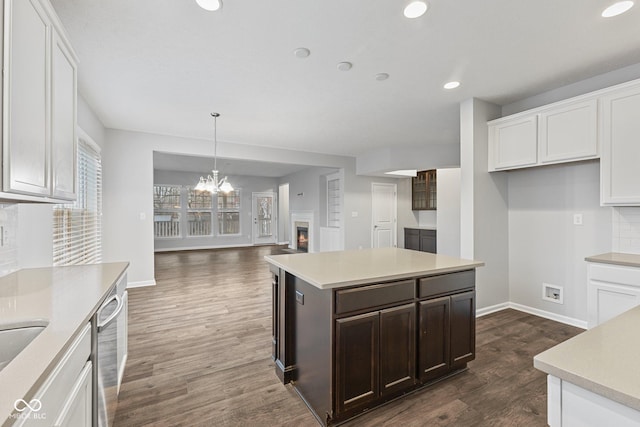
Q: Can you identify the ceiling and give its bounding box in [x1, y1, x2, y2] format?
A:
[51, 0, 640, 158]
[153, 151, 310, 177]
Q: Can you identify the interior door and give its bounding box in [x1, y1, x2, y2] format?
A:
[372, 183, 397, 248]
[252, 192, 277, 245]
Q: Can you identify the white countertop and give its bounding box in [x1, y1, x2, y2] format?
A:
[534, 305, 640, 411]
[265, 247, 483, 289]
[0, 262, 129, 426]
[585, 252, 640, 268]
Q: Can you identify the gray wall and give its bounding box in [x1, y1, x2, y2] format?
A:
[460, 98, 509, 311]
[153, 169, 279, 251]
[507, 161, 611, 322]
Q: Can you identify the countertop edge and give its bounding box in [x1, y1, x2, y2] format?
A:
[265, 253, 484, 290]
[585, 252, 640, 268]
[533, 356, 640, 412]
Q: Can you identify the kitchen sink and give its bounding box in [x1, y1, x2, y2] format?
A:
[0, 320, 48, 372]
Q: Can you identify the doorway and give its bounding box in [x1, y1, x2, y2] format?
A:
[252, 192, 277, 245]
[371, 183, 397, 248]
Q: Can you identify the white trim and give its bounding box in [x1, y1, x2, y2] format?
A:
[127, 279, 156, 288]
[477, 301, 587, 329]
[476, 302, 510, 317]
[154, 243, 254, 252]
[509, 302, 587, 329]
[77, 126, 101, 153]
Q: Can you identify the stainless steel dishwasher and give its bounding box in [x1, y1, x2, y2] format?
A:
[94, 285, 124, 427]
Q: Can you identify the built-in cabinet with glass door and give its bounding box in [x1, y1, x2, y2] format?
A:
[411, 170, 436, 210]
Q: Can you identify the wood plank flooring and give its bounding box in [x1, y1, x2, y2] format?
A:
[114, 246, 582, 427]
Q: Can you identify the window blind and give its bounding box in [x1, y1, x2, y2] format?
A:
[53, 137, 102, 266]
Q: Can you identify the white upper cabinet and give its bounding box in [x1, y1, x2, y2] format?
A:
[51, 30, 77, 200]
[3, 0, 51, 197]
[600, 83, 640, 206]
[488, 115, 538, 171]
[488, 95, 599, 172]
[1, 0, 78, 202]
[538, 99, 598, 164]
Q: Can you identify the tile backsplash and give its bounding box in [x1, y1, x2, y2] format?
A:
[0, 204, 18, 277]
[613, 207, 640, 254]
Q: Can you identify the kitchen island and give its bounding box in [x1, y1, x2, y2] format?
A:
[265, 247, 483, 426]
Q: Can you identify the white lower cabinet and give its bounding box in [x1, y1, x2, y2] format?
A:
[587, 262, 640, 328]
[547, 375, 640, 427]
[15, 324, 92, 427]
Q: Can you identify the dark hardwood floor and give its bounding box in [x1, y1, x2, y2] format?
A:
[114, 246, 582, 427]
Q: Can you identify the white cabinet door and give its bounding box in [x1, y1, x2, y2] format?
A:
[600, 84, 640, 206]
[539, 99, 598, 164]
[587, 263, 640, 328]
[3, 0, 51, 196]
[51, 31, 77, 200]
[52, 361, 92, 427]
[488, 115, 538, 171]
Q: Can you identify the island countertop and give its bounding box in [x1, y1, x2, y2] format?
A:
[534, 305, 640, 412]
[264, 247, 484, 289]
[0, 262, 129, 427]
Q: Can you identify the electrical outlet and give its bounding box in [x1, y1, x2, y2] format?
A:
[0, 226, 3, 247]
[573, 213, 583, 225]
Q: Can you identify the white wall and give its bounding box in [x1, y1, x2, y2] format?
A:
[460, 98, 509, 310]
[278, 183, 290, 244]
[508, 162, 611, 321]
[436, 168, 461, 257]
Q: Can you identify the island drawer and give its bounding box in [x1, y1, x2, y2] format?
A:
[335, 279, 415, 314]
[418, 270, 475, 299]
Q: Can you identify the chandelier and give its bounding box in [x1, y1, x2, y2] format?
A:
[195, 113, 234, 194]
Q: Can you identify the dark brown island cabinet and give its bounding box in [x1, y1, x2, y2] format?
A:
[266, 248, 481, 426]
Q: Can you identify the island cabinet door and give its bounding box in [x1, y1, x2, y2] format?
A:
[418, 296, 451, 382]
[335, 311, 380, 415]
[450, 291, 476, 367]
[379, 303, 416, 396]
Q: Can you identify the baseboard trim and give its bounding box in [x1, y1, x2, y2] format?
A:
[127, 279, 156, 288]
[476, 302, 510, 318]
[154, 243, 255, 253]
[477, 301, 587, 329]
[508, 302, 588, 329]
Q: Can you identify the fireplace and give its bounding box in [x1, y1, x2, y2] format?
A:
[290, 211, 314, 253]
[296, 226, 309, 253]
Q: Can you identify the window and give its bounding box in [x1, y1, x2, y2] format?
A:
[153, 186, 241, 238]
[53, 135, 102, 266]
[153, 185, 181, 238]
[187, 187, 212, 236]
[217, 191, 240, 235]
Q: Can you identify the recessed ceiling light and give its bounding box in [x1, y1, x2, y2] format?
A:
[602, 1, 634, 17]
[404, 1, 428, 18]
[337, 62, 353, 71]
[444, 81, 460, 89]
[196, 0, 222, 11]
[293, 48, 311, 58]
[375, 73, 390, 81]
[385, 170, 418, 177]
